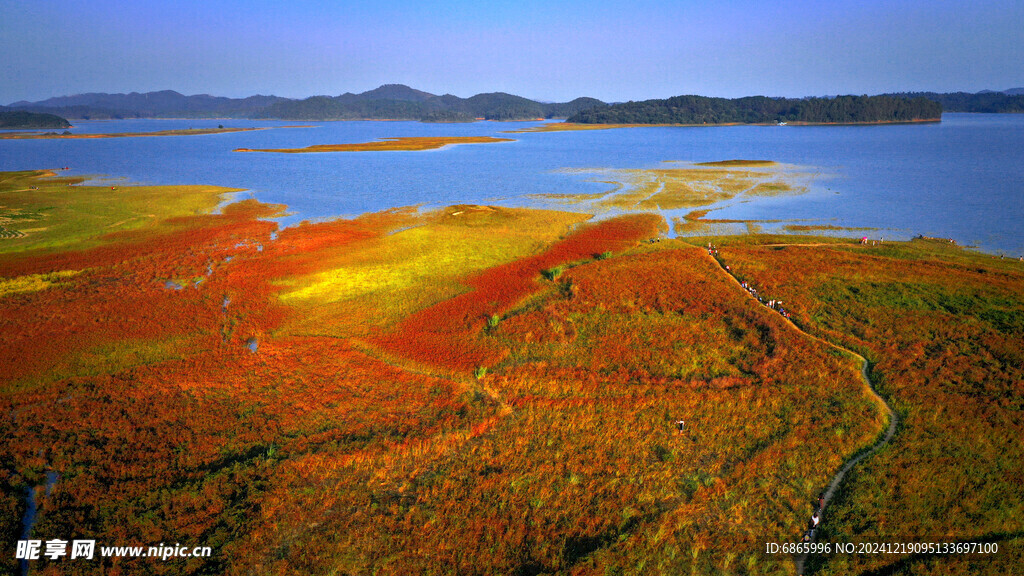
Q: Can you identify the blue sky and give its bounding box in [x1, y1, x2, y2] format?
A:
[2, 0, 1022, 103]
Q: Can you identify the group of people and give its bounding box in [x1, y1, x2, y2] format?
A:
[801, 493, 826, 542]
[738, 279, 791, 319]
[707, 243, 793, 319]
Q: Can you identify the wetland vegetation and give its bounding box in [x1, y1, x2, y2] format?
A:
[0, 169, 1020, 575]
[547, 161, 810, 213]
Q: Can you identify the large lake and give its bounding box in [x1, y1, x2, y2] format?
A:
[2, 113, 1022, 255]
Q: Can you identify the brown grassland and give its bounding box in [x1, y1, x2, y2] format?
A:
[234, 136, 514, 153]
[1, 170, 1021, 575]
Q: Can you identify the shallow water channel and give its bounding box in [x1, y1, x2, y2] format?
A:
[20, 470, 59, 576]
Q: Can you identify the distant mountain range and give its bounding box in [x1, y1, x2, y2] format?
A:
[5, 85, 606, 122]
[5, 86, 1023, 124]
[6, 91, 292, 120]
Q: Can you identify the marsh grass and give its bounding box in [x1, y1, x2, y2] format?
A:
[554, 163, 814, 214]
[0, 269, 81, 298]
[0, 170, 245, 254]
[541, 266, 563, 280]
[718, 237, 1024, 575]
[1, 169, 1015, 575]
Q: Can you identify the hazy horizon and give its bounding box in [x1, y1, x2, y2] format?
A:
[2, 0, 1022, 104]
[6, 83, 1024, 108]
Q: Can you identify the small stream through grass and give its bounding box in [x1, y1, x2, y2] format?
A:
[19, 470, 59, 576]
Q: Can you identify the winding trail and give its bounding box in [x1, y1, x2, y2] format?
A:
[791, 343, 897, 575]
[698, 245, 899, 576]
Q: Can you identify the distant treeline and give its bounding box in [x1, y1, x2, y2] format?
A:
[886, 91, 1024, 113]
[251, 88, 605, 122]
[566, 95, 942, 125]
[0, 109, 71, 129]
[7, 85, 607, 122]
[9, 86, 1023, 124]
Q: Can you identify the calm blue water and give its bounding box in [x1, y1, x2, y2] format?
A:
[1, 114, 1022, 254]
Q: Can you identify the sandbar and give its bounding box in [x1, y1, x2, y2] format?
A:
[235, 136, 514, 153]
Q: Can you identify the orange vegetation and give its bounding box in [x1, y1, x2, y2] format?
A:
[234, 136, 514, 153]
[713, 237, 1024, 575]
[371, 213, 665, 373]
[1, 170, 1018, 575]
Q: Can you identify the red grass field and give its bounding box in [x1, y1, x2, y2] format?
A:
[2, 172, 1020, 575]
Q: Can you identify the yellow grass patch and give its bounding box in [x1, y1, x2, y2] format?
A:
[277, 206, 591, 332]
[0, 269, 81, 298]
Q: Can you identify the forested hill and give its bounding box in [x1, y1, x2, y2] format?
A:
[0, 109, 71, 129]
[26, 86, 1023, 123]
[251, 91, 608, 122]
[8, 90, 289, 120]
[566, 95, 942, 125]
[887, 91, 1024, 113]
[7, 85, 608, 122]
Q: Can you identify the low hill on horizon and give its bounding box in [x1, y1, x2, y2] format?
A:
[566, 94, 942, 125]
[251, 89, 608, 122]
[7, 90, 290, 120]
[6, 85, 609, 122]
[8, 85, 1022, 123]
[0, 109, 71, 129]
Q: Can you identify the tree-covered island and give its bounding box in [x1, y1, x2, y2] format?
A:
[566, 94, 942, 125]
